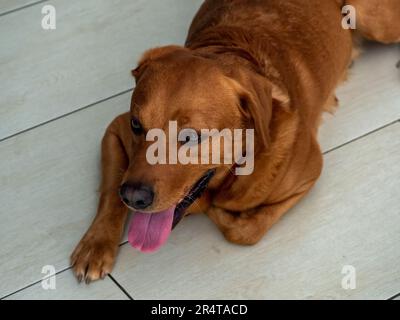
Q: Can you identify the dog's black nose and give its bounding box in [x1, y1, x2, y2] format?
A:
[119, 183, 154, 210]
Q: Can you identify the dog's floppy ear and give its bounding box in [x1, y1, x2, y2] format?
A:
[132, 45, 184, 81]
[270, 83, 291, 112]
[228, 71, 290, 149]
[238, 85, 271, 149]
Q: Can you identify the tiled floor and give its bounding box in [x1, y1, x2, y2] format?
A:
[1, 0, 399, 300]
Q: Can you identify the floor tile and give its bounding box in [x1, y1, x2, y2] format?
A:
[0, 0, 203, 140]
[320, 42, 400, 152]
[0, 93, 129, 298]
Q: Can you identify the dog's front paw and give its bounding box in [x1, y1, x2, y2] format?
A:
[70, 233, 119, 284]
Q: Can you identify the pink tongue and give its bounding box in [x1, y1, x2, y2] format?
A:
[128, 207, 175, 253]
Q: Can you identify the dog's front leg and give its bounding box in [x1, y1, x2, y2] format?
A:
[71, 114, 131, 283]
[207, 186, 314, 246]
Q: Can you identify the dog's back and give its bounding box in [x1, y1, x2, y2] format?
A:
[187, 0, 353, 127]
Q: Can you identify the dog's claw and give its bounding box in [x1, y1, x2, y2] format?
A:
[71, 235, 118, 284]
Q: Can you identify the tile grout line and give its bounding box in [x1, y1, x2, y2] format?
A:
[0, 0, 49, 17]
[0, 94, 398, 153]
[388, 292, 400, 300]
[0, 265, 71, 300]
[108, 274, 134, 300]
[0, 240, 129, 300]
[322, 119, 400, 155]
[0, 88, 134, 144]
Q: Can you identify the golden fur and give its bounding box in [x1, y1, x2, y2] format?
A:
[71, 0, 400, 282]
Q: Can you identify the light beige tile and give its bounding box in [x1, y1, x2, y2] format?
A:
[0, 0, 40, 15]
[0, 93, 129, 298]
[0, 0, 203, 140]
[320, 42, 400, 152]
[5, 269, 127, 300]
[1, 1, 399, 301]
[111, 123, 400, 300]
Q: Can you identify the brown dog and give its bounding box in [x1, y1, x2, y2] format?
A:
[71, 0, 400, 282]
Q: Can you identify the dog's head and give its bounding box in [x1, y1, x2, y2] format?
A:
[119, 45, 288, 252]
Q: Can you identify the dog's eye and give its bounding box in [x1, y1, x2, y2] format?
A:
[181, 130, 202, 146]
[185, 132, 202, 145]
[131, 117, 143, 135]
